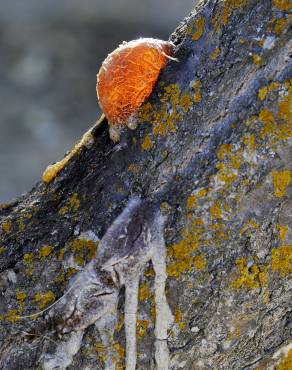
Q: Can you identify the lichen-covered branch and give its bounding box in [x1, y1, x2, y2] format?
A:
[0, 0, 291, 369]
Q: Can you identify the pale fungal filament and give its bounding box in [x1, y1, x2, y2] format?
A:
[39, 197, 173, 369]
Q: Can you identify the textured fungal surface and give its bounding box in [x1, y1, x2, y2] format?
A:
[96, 38, 174, 126]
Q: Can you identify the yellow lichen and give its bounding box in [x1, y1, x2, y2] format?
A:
[193, 253, 207, 270]
[210, 47, 221, 60]
[42, 126, 94, 183]
[258, 86, 268, 101]
[198, 188, 208, 197]
[240, 219, 259, 235]
[0, 247, 5, 254]
[139, 83, 192, 137]
[217, 144, 233, 160]
[70, 238, 99, 266]
[113, 342, 125, 370]
[34, 291, 56, 309]
[186, 195, 198, 210]
[272, 170, 291, 197]
[139, 282, 150, 301]
[276, 225, 288, 240]
[231, 258, 266, 289]
[141, 135, 154, 151]
[115, 312, 124, 333]
[17, 218, 26, 232]
[245, 115, 257, 127]
[212, 0, 247, 32]
[252, 54, 262, 65]
[39, 245, 54, 258]
[94, 342, 106, 364]
[190, 15, 205, 41]
[193, 91, 202, 103]
[2, 220, 12, 234]
[174, 308, 186, 330]
[191, 80, 202, 90]
[209, 202, 222, 219]
[276, 348, 292, 370]
[273, 17, 291, 34]
[278, 94, 292, 122]
[5, 309, 20, 323]
[128, 164, 139, 173]
[271, 246, 292, 275]
[137, 319, 149, 338]
[186, 189, 208, 211]
[59, 193, 80, 215]
[215, 162, 238, 186]
[180, 93, 192, 112]
[273, 0, 292, 11]
[259, 105, 292, 141]
[16, 291, 27, 302]
[23, 253, 34, 264]
[269, 81, 280, 91]
[167, 218, 205, 278]
[191, 80, 202, 103]
[243, 134, 256, 151]
[214, 229, 228, 240]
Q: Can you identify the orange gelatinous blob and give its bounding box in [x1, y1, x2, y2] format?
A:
[96, 38, 174, 126]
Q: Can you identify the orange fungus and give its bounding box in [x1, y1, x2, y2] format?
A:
[96, 38, 174, 127]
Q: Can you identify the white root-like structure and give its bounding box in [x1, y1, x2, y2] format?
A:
[42, 197, 173, 370]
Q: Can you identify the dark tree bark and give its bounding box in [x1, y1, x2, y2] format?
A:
[0, 0, 291, 369]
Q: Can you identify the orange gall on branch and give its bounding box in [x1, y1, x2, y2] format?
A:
[41, 39, 174, 184]
[96, 38, 175, 141]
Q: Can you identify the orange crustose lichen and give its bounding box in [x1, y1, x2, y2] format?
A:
[96, 38, 174, 141]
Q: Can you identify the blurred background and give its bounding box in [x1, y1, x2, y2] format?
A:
[0, 0, 196, 203]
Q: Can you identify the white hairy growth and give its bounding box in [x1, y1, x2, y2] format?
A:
[42, 197, 173, 370]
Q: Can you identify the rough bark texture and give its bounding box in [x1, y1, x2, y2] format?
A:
[0, 0, 291, 369]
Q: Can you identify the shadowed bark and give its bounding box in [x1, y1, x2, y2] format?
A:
[0, 0, 291, 369]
